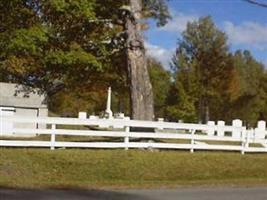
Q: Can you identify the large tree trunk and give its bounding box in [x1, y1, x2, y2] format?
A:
[123, 0, 154, 120]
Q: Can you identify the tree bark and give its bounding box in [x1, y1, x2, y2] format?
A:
[123, 0, 154, 120]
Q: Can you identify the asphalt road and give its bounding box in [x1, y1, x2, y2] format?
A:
[1, 187, 267, 200]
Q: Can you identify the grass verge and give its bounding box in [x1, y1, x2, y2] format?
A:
[0, 148, 267, 189]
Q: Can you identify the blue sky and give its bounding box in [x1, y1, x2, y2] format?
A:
[145, 0, 267, 69]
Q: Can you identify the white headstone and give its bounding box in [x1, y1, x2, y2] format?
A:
[232, 119, 242, 138]
[78, 112, 87, 119]
[124, 116, 130, 120]
[207, 121, 215, 136]
[89, 115, 99, 120]
[158, 118, 164, 122]
[257, 121, 266, 130]
[115, 113, 125, 119]
[217, 120, 225, 137]
[255, 120, 266, 140]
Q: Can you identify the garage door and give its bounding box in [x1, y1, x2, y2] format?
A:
[0, 107, 15, 136]
[15, 108, 38, 129]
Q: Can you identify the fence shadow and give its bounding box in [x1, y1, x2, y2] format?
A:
[0, 188, 149, 200]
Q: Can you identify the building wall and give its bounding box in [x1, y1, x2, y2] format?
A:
[0, 82, 48, 137]
[0, 82, 46, 108]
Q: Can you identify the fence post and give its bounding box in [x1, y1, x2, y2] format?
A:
[241, 127, 249, 155]
[190, 129, 196, 153]
[245, 128, 250, 153]
[51, 124, 56, 150]
[124, 117, 130, 150]
[124, 126, 130, 150]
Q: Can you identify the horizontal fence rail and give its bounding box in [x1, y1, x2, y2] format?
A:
[0, 115, 267, 154]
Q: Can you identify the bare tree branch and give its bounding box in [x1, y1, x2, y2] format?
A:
[244, 0, 267, 8]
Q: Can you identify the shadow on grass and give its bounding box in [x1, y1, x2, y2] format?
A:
[0, 188, 148, 200]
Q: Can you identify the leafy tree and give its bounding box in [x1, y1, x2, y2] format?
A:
[224, 50, 267, 126]
[147, 57, 171, 118]
[165, 54, 199, 122]
[165, 81, 198, 122]
[170, 16, 232, 123]
[1, 0, 110, 94]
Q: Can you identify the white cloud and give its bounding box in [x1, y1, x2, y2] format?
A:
[160, 13, 198, 33]
[223, 21, 267, 50]
[145, 42, 174, 69]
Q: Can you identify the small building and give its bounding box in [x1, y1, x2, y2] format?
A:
[0, 82, 48, 136]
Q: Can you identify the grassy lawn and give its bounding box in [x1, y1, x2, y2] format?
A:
[0, 148, 267, 189]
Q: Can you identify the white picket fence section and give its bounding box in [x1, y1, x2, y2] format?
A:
[1, 115, 267, 154]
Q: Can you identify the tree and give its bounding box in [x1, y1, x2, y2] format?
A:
[147, 57, 171, 118]
[119, 0, 170, 120]
[165, 81, 198, 123]
[121, 0, 154, 120]
[171, 16, 233, 123]
[0, 0, 110, 95]
[224, 50, 267, 126]
[165, 50, 199, 122]
[0, 0, 171, 120]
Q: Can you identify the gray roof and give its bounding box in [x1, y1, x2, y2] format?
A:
[0, 82, 47, 108]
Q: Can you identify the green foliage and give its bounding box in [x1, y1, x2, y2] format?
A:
[148, 58, 171, 118]
[166, 81, 198, 122]
[143, 0, 171, 26]
[45, 47, 102, 71]
[7, 26, 48, 55]
[169, 16, 232, 123]
[46, 0, 96, 18]
[1, 0, 107, 90]
[224, 50, 267, 126]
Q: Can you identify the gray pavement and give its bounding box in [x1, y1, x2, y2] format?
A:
[125, 187, 267, 200]
[1, 187, 267, 200]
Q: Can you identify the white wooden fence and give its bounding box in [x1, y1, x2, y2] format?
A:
[0, 115, 267, 154]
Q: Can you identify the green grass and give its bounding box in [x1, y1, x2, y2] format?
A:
[0, 148, 267, 189]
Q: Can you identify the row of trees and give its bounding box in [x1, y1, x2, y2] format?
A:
[1, 1, 266, 126]
[158, 16, 267, 127]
